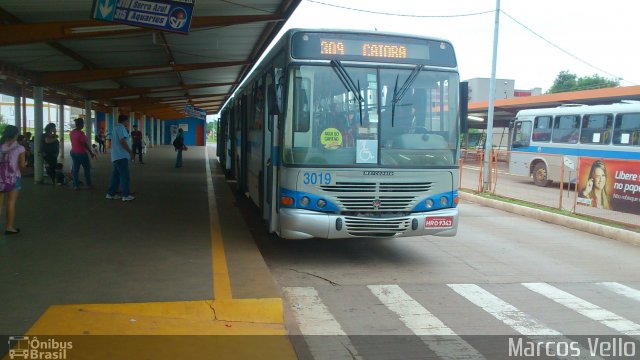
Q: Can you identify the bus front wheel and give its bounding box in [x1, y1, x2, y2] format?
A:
[533, 162, 551, 187]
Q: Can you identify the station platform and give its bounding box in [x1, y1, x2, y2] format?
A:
[0, 144, 297, 359]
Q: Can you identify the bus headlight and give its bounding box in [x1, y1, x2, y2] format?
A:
[317, 199, 327, 208]
[300, 196, 310, 207]
[425, 199, 434, 208]
[440, 196, 449, 206]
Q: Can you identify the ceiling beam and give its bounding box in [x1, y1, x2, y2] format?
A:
[114, 92, 227, 107]
[0, 15, 283, 46]
[88, 82, 235, 100]
[226, 0, 298, 104]
[40, 61, 249, 85]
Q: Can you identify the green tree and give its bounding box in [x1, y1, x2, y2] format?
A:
[0, 114, 6, 136]
[547, 71, 619, 94]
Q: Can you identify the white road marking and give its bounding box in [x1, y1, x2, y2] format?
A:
[450, 284, 602, 360]
[523, 282, 640, 335]
[283, 287, 360, 360]
[448, 283, 561, 336]
[369, 285, 485, 359]
[598, 282, 640, 302]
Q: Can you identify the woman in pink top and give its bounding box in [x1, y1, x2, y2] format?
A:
[0, 125, 26, 235]
[69, 118, 96, 190]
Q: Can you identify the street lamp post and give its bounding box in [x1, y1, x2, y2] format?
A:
[483, 0, 501, 191]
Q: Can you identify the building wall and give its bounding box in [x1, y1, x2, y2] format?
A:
[164, 117, 206, 146]
[466, 78, 541, 102]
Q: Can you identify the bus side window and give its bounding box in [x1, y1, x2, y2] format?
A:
[293, 77, 311, 132]
[552, 115, 579, 143]
[512, 121, 532, 148]
[613, 113, 640, 146]
[532, 116, 551, 142]
[580, 113, 612, 145]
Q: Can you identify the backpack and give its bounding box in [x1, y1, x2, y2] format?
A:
[0, 146, 17, 192]
[172, 136, 184, 150]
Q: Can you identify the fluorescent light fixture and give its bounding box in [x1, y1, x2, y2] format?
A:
[151, 87, 183, 93]
[70, 24, 136, 34]
[468, 115, 485, 122]
[128, 67, 173, 75]
[161, 100, 187, 104]
[112, 95, 141, 100]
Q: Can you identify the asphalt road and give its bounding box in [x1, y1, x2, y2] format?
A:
[248, 200, 640, 359]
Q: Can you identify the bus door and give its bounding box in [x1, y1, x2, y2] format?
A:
[264, 72, 280, 233]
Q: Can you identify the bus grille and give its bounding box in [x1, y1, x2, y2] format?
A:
[380, 182, 432, 192]
[319, 182, 376, 192]
[319, 182, 432, 211]
[344, 216, 411, 237]
[337, 196, 414, 211]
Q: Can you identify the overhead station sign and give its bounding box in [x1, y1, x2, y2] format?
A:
[92, 0, 195, 34]
[185, 105, 206, 120]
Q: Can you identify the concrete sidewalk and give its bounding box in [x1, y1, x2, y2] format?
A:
[0, 145, 296, 359]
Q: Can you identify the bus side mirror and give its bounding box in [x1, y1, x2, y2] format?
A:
[460, 81, 469, 134]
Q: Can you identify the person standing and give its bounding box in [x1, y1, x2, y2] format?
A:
[69, 118, 96, 190]
[131, 124, 144, 164]
[96, 129, 107, 154]
[0, 125, 26, 235]
[173, 128, 186, 168]
[41, 123, 60, 184]
[106, 115, 135, 201]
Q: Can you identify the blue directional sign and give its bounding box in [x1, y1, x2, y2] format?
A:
[185, 105, 206, 120]
[91, 0, 194, 35]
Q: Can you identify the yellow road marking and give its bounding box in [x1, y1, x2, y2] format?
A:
[3, 147, 294, 360]
[206, 146, 232, 299]
[27, 299, 285, 335]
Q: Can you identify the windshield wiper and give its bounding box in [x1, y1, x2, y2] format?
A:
[330, 60, 364, 126]
[390, 64, 424, 126]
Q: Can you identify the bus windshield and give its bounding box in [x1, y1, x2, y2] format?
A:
[283, 64, 459, 167]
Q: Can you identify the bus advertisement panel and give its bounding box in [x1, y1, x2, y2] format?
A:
[577, 157, 640, 215]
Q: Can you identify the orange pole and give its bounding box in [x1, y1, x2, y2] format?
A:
[559, 161, 565, 210]
[573, 159, 580, 212]
[478, 152, 484, 192]
[492, 151, 499, 194]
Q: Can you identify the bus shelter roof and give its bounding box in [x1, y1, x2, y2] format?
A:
[468, 85, 640, 129]
[0, 0, 301, 119]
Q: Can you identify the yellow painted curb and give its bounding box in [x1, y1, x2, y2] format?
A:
[27, 298, 284, 335]
[4, 336, 297, 360]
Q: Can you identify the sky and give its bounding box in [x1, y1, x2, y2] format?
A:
[282, 0, 639, 91]
[209, 0, 639, 120]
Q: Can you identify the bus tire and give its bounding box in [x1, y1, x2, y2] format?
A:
[533, 162, 551, 187]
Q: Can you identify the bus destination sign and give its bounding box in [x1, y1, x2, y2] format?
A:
[291, 31, 457, 67]
[320, 39, 411, 59]
[92, 0, 194, 34]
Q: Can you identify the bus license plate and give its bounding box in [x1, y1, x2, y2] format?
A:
[425, 216, 453, 228]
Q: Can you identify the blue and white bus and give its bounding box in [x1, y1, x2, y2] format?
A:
[510, 101, 640, 186]
[218, 29, 466, 239]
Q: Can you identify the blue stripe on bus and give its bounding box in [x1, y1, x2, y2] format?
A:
[280, 188, 340, 213]
[411, 190, 458, 212]
[515, 146, 640, 160]
[280, 188, 458, 213]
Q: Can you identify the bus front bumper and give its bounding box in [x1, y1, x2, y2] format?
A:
[279, 208, 458, 240]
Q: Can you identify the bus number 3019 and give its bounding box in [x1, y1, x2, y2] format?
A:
[303, 172, 332, 185]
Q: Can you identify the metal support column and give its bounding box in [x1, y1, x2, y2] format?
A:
[85, 100, 93, 146]
[13, 94, 21, 132]
[58, 104, 65, 158]
[33, 86, 44, 183]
